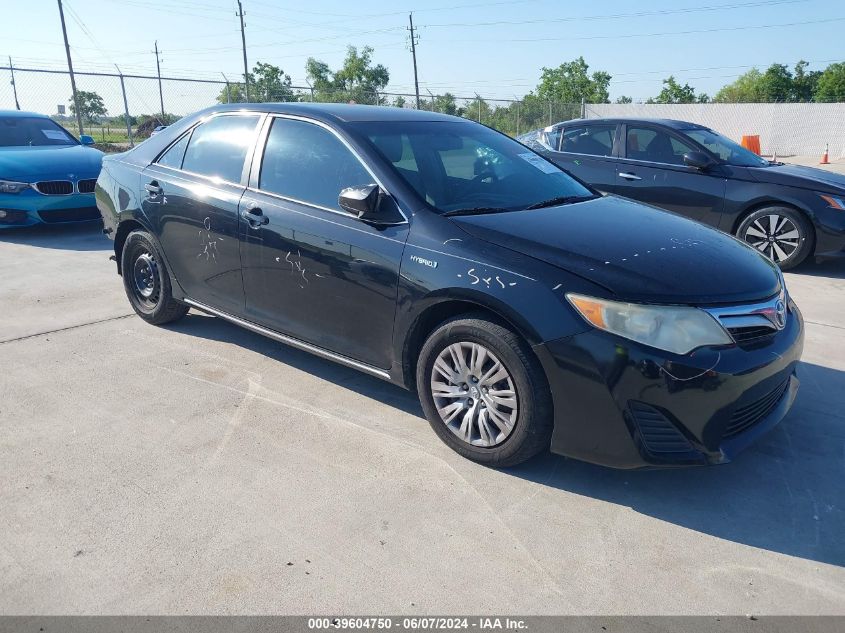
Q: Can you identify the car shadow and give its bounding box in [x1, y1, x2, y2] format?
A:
[167, 312, 845, 567]
[164, 312, 424, 418]
[0, 222, 109, 252]
[793, 258, 845, 279]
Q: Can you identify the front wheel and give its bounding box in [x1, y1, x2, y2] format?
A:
[416, 315, 553, 467]
[736, 206, 813, 270]
[121, 229, 189, 325]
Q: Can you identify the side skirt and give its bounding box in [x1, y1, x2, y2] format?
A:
[183, 298, 392, 381]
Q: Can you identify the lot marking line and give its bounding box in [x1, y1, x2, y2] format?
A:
[0, 314, 134, 345]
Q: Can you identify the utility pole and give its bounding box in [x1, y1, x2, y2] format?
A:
[154, 41, 165, 119]
[9, 57, 20, 110]
[237, 0, 250, 101]
[407, 13, 420, 109]
[115, 64, 134, 148]
[56, 0, 84, 135]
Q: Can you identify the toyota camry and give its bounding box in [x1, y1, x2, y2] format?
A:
[95, 104, 803, 468]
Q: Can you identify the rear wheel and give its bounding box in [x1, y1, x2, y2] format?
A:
[121, 230, 188, 325]
[416, 315, 553, 467]
[736, 206, 813, 270]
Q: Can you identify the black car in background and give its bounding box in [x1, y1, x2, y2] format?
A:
[520, 118, 845, 270]
[96, 104, 802, 469]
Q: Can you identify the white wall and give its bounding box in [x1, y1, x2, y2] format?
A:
[584, 102, 845, 158]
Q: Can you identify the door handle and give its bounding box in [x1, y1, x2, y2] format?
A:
[144, 181, 163, 195]
[241, 207, 269, 227]
[618, 172, 642, 181]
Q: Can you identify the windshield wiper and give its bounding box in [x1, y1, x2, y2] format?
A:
[442, 206, 512, 217]
[525, 195, 594, 210]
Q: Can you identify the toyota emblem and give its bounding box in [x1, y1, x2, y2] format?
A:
[775, 300, 786, 329]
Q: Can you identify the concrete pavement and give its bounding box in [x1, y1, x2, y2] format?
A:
[0, 223, 843, 614]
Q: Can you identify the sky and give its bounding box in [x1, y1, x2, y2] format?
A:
[1, 0, 843, 116]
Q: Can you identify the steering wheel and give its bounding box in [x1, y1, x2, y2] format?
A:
[472, 168, 498, 184]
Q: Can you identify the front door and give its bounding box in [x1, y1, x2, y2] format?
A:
[140, 113, 262, 314]
[611, 124, 726, 225]
[239, 116, 407, 369]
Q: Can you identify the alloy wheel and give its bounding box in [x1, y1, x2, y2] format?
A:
[430, 342, 518, 447]
[742, 214, 801, 264]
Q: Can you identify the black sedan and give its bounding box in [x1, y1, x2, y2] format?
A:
[96, 104, 803, 468]
[520, 117, 845, 270]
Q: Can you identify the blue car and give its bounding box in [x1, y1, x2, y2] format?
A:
[0, 110, 104, 228]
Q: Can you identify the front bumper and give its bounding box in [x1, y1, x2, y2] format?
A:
[0, 190, 100, 228]
[535, 300, 804, 468]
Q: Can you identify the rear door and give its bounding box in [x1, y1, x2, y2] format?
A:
[140, 113, 263, 315]
[612, 123, 726, 224]
[543, 122, 619, 193]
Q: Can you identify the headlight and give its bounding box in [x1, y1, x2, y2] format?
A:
[566, 293, 733, 355]
[0, 179, 29, 194]
[819, 194, 845, 210]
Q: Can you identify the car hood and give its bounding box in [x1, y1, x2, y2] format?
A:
[745, 162, 845, 193]
[0, 145, 104, 181]
[450, 195, 780, 305]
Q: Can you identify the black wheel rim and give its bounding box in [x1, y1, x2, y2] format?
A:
[132, 251, 160, 308]
[743, 214, 801, 264]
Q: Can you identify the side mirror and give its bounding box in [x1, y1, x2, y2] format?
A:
[339, 184, 383, 220]
[683, 151, 714, 170]
[80, 134, 95, 146]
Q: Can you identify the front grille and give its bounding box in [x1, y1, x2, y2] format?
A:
[35, 180, 73, 195]
[727, 325, 776, 348]
[725, 378, 790, 438]
[76, 178, 97, 193]
[37, 207, 100, 223]
[629, 401, 693, 454]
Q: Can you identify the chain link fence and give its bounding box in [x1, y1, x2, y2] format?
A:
[1, 65, 583, 151]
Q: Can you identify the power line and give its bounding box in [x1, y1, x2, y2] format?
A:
[427, 15, 845, 43]
[422, 0, 809, 28]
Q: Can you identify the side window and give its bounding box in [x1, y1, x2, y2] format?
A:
[559, 124, 615, 156]
[627, 126, 695, 165]
[156, 132, 191, 169]
[181, 114, 260, 183]
[259, 118, 373, 210]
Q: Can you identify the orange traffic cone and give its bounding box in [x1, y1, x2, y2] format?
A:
[820, 143, 830, 165]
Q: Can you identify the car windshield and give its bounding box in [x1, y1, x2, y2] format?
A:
[0, 116, 78, 147]
[681, 128, 769, 167]
[352, 120, 596, 214]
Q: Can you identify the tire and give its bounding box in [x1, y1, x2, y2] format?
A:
[736, 206, 813, 270]
[121, 229, 189, 325]
[416, 314, 553, 467]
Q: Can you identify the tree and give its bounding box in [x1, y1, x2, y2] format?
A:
[714, 68, 765, 102]
[615, 95, 633, 104]
[758, 63, 793, 102]
[217, 61, 296, 103]
[535, 57, 611, 104]
[392, 95, 407, 108]
[306, 46, 389, 104]
[792, 60, 821, 101]
[69, 90, 107, 123]
[648, 76, 708, 104]
[432, 93, 458, 115]
[814, 62, 845, 102]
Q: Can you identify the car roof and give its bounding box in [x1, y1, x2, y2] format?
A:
[0, 110, 51, 119]
[204, 102, 462, 123]
[551, 117, 709, 131]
